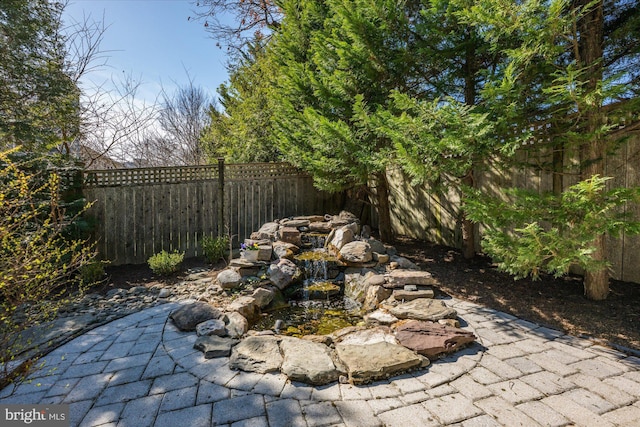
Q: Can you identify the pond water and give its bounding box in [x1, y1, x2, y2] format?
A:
[252, 244, 363, 337]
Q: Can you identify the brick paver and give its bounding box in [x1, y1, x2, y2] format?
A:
[1, 299, 638, 426]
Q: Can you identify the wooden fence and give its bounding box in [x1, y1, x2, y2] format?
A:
[83, 162, 344, 265]
[386, 132, 640, 284]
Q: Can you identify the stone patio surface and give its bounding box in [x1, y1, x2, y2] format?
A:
[1, 298, 639, 426]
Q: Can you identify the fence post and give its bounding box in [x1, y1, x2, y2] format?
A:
[218, 157, 225, 237]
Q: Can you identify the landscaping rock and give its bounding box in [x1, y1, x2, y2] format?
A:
[250, 222, 280, 240]
[335, 341, 423, 384]
[229, 336, 283, 373]
[257, 245, 273, 261]
[280, 219, 310, 228]
[268, 258, 300, 290]
[392, 288, 435, 301]
[170, 302, 222, 331]
[364, 310, 399, 326]
[332, 326, 397, 346]
[272, 241, 299, 259]
[339, 241, 373, 264]
[309, 221, 332, 233]
[385, 270, 438, 288]
[280, 337, 340, 385]
[389, 255, 419, 270]
[225, 312, 249, 338]
[227, 296, 259, 321]
[251, 287, 275, 308]
[384, 298, 457, 322]
[395, 320, 476, 359]
[362, 285, 393, 312]
[196, 319, 226, 337]
[194, 335, 238, 358]
[229, 259, 261, 277]
[278, 227, 302, 246]
[327, 226, 354, 251]
[216, 269, 242, 289]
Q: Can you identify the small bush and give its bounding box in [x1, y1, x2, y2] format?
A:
[1, 149, 96, 385]
[79, 260, 109, 285]
[201, 235, 229, 263]
[148, 250, 185, 276]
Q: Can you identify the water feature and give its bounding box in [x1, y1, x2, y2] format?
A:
[253, 236, 362, 337]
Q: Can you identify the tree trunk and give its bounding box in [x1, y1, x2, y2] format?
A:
[373, 171, 394, 243]
[576, 0, 608, 300]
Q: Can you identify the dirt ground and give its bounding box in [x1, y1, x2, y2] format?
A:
[100, 236, 640, 354]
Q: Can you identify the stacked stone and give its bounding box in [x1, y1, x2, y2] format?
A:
[165, 211, 478, 386]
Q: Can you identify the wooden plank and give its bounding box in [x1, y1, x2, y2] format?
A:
[605, 135, 627, 281]
[622, 134, 640, 283]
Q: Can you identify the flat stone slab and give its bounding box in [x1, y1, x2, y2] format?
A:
[229, 336, 282, 373]
[364, 310, 399, 326]
[385, 270, 439, 288]
[335, 341, 423, 384]
[383, 298, 457, 321]
[196, 319, 226, 337]
[170, 302, 222, 331]
[392, 288, 435, 301]
[332, 326, 397, 346]
[280, 337, 340, 385]
[194, 335, 238, 358]
[395, 320, 476, 359]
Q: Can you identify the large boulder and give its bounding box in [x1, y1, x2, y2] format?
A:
[335, 341, 423, 384]
[280, 337, 341, 385]
[278, 227, 302, 246]
[383, 298, 457, 322]
[395, 320, 476, 359]
[229, 336, 283, 374]
[339, 241, 373, 264]
[196, 319, 226, 337]
[216, 269, 242, 289]
[268, 258, 301, 290]
[251, 222, 280, 240]
[170, 302, 222, 331]
[225, 312, 249, 338]
[272, 241, 299, 259]
[327, 226, 354, 251]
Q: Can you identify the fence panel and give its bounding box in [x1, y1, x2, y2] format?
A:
[83, 162, 343, 265]
[386, 133, 640, 284]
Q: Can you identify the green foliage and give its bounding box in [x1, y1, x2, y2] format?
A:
[147, 250, 185, 276]
[79, 260, 108, 285]
[203, 40, 282, 163]
[0, 0, 80, 152]
[0, 148, 96, 384]
[464, 176, 640, 280]
[201, 235, 229, 263]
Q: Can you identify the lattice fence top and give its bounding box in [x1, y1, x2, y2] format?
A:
[82, 162, 308, 187]
[226, 163, 308, 181]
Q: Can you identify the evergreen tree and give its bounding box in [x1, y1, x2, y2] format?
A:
[462, 0, 640, 300]
[0, 0, 80, 151]
[203, 41, 282, 162]
[271, 0, 433, 242]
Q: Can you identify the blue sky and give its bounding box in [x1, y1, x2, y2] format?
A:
[63, 0, 231, 105]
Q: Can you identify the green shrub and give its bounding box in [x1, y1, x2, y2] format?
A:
[148, 250, 185, 276]
[1, 149, 96, 385]
[201, 235, 229, 263]
[79, 260, 109, 285]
